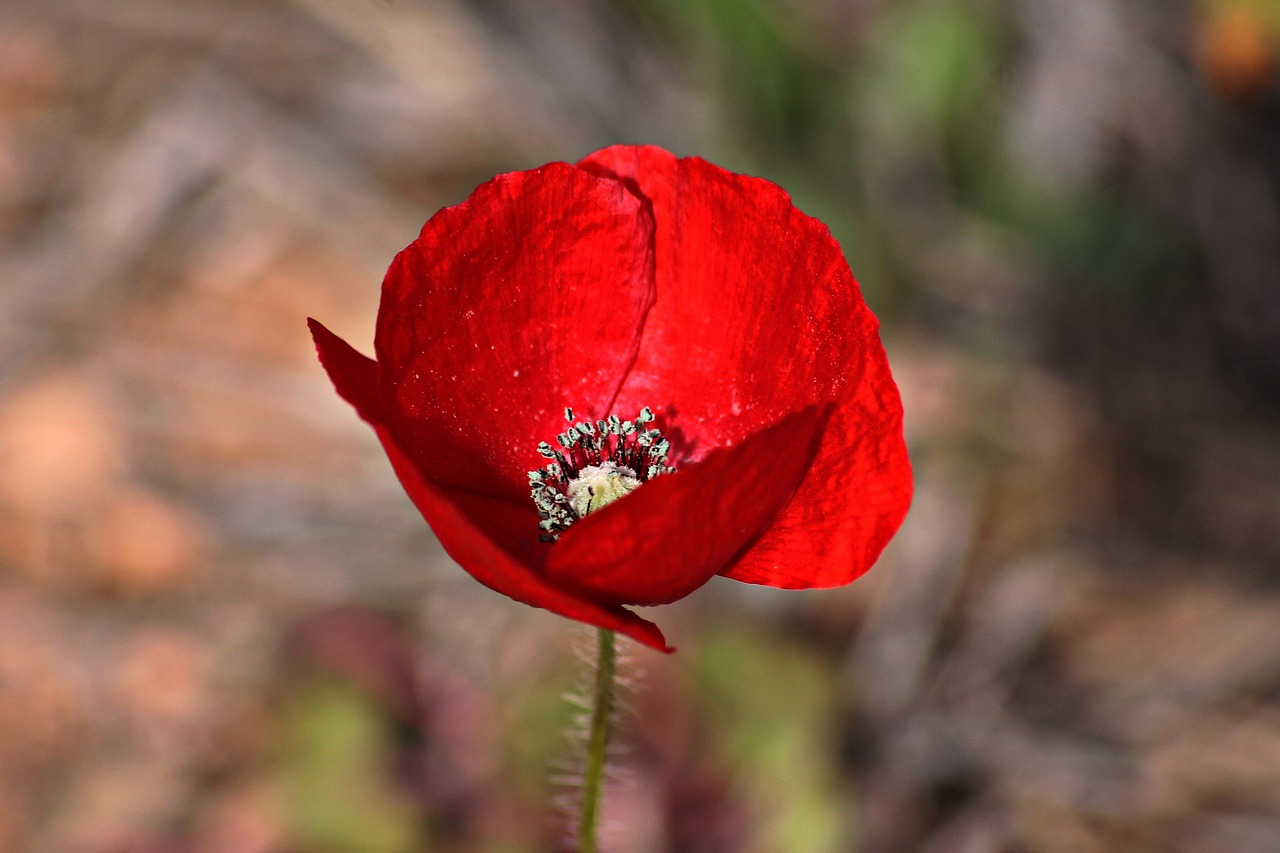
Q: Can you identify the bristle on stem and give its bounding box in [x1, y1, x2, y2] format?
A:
[577, 628, 616, 853]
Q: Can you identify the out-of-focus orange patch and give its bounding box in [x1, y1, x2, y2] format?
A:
[118, 628, 209, 727]
[197, 787, 286, 853]
[0, 376, 203, 593]
[0, 21, 67, 113]
[0, 596, 89, 778]
[0, 376, 126, 583]
[85, 488, 206, 593]
[1197, 4, 1278, 105]
[0, 375, 123, 515]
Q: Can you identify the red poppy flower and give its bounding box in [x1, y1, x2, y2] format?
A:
[308, 145, 911, 653]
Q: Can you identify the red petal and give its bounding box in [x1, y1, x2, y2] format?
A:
[309, 319, 671, 650]
[375, 422, 671, 652]
[375, 162, 655, 502]
[545, 407, 828, 606]
[723, 346, 912, 587]
[580, 145, 912, 589]
[309, 318, 383, 424]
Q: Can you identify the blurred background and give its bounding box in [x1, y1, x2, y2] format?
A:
[2, 0, 1279, 851]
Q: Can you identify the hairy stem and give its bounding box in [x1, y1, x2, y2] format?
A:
[578, 628, 616, 853]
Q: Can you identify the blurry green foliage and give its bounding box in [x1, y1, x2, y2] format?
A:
[855, 0, 1009, 198]
[694, 626, 849, 853]
[613, 0, 843, 157]
[1203, 0, 1280, 31]
[608, 0, 878, 292]
[865, 2, 1185, 294]
[280, 676, 424, 853]
[613, 0, 1190, 323]
[498, 657, 580, 801]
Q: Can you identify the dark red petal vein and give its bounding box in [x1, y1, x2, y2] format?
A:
[376, 162, 656, 503]
[580, 146, 862, 451]
[581, 145, 912, 591]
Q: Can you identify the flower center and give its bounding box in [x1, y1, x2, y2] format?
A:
[567, 462, 641, 518]
[528, 406, 675, 541]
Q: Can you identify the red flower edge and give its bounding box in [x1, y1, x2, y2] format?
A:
[310, 145, 912, 652]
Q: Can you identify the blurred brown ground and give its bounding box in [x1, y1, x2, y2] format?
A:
[1, 1, 1279, 852]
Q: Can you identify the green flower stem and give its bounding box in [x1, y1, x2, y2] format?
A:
[579, 628, 616, 853]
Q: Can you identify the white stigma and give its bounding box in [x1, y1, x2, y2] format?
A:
[566, 462, 641, 518]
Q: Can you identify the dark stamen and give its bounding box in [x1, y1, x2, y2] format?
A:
[528, 405, 676, 541]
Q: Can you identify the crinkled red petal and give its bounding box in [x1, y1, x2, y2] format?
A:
[377, 422, 671, 652]
[375, 162, 655, 503]
[309, 317, 670, 651]
[723, 345, 912, 587]
[546, 407, 828, 606]
[580, 145, 912, 589]
[314, 145, 911, 642]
